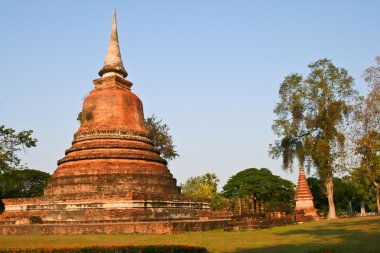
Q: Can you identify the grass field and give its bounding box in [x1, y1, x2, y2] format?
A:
[0, 216, 379, 253]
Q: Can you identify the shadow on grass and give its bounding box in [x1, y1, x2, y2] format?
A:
[326, 218, 380, 228]
[232, 218, 380, 253]
[233, 243, 376, 253]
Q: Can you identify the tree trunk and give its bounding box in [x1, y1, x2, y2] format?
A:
[348, 201, 353, 217]
[325, 176, 337, 219]
[374, 181, 380, 214]
[360, 202, 366, 216]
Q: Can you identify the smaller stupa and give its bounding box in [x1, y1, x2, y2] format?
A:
[294, 167, 319, 219]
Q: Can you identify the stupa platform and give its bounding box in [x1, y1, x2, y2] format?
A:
[0, 192, 213, 224]
[0, 219, 230, 235]
[0, 194, 230, 235]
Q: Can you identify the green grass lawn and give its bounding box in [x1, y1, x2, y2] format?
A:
[0, 216, 379, 253]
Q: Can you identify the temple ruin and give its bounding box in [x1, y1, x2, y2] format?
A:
[0, 10, 228, 235]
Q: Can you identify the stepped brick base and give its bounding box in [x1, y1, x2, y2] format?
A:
[0, 192, 213, 225]
[0, 219, 230, 235]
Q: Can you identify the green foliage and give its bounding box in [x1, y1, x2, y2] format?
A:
[210, 192, 226, 211]
[222, 168, 295, 207]
[85, 111, 93, 121]
[181, 173, 224, 210]
[77, 112, 82, 123]
[270, 58, 357, 177]
[0, 125, 37, 173]
[0, 245, 208, 253]
[0, 169, 50, 213]
[308, 176, 376, 216]
[270, 58, 357, 218]
[0, 169, 50, 198]
[307, 177, 328, 214]
[144, 115, 179, 161]
[352, 57, 380, 212]
[181, 173, 219, 199]
[76, 110, 93, 123]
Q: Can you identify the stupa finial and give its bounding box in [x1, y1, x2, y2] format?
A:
[98, 9, 128, 78]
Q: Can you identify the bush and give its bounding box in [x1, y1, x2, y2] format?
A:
[308, 249, 342, 253]
[0, 245, 208, 253]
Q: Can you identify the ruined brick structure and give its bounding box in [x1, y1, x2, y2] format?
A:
[0, 10, 229, 234]
[294, 167, 319, 220]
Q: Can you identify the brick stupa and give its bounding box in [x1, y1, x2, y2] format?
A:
[0, 11, 227, 234]
[294, 167, 319, 219]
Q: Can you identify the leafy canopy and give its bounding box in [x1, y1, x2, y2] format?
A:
[180, 173, 219, 199]
[354, 57, 380, 184]
[144, 115, 179, 161]
[0, 169, 50, 213]
[308, 176, 376, 215]
[222, 168, 295, 205]
[270, 58, 357, 179]
[0, 169, 50, 199]
[0, 125, 37, 173]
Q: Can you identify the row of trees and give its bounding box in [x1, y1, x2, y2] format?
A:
[270, 57, 380, 218]
[308, 176, 377, 216]
[180, 170, 378, 216]
[181, 169, 295, 213]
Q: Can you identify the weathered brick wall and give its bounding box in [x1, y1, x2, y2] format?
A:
[0, 219, 229, 235]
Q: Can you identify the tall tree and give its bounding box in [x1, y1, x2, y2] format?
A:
[144, 115, 179, 161]
[0, 125, 37, 173]
[353, 56, 380, 213]
[270, 59, 357, 219]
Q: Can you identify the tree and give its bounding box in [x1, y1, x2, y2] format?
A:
[270, 59, 357, 219]
[181, 173, 219, 198]
[144, 115, 179, 161]
[180, 173, 221, 210]
[353, 56, 380, 213]
[308, 176, 375, 217]
[307, 177, 328, 215]
[222, 168, 295, 213]
[0, 125, 37, 173]
[0, 169, 50, 213]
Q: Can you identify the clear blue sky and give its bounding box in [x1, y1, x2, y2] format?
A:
[1, 1, 379, 189]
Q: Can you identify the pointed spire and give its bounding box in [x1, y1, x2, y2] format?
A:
[99, 9, 128, 78]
